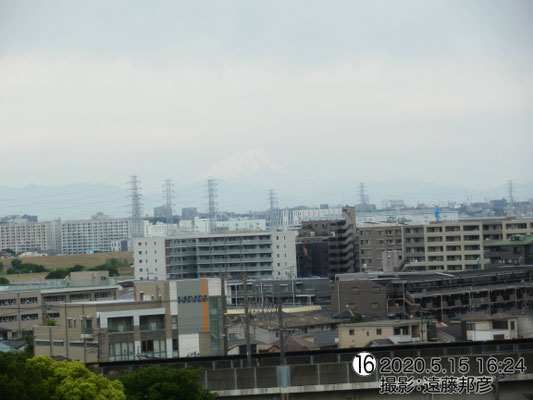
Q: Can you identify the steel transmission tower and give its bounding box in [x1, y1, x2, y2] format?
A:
[358, 182, 367, 205]
[128, 175, 144, 238]
[268, 189, 278, 230]
[163, 179, 175, 222]
[508, 180, 515, 216]
[207, 178, 218, 233]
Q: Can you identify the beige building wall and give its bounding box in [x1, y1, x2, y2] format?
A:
[0, 285, 118, 338]
[338, 320, 426, 348]
[403, 219, 533, 272]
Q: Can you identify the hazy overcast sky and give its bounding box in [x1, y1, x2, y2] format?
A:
[1, 0, 532, 194]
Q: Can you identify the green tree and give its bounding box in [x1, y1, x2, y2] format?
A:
[45, 318, 57, 326]
[71, 264, 86, 272]
[45, 269, 69, 279]
[11, 258, 22, 269]
[27, 356, 125, 400]
[0, 276, 9, 285]
[349, 314, 364, 323]
[119, 365, 215, 400]
[0, 260, 3, 271]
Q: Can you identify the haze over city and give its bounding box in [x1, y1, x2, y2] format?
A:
[1, 0, 532, 214]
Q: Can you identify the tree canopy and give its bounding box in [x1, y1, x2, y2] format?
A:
[0, 353, 215, 400]
[119, 365, 215, 400]
[0, 353, 125, 400]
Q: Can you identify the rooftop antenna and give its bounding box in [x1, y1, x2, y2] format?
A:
[128, 175, 144, 238]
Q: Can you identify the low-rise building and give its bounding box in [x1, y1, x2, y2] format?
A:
[332, 266, 533, 322]
[458, 313, 519, 341]
[226, 277, 331, 307]
[338, 319, 429, 348]
[33, 278, 224, 362]
[0, 272, 119, 338]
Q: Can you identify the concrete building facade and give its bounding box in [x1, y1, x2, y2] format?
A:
[402, 218, 533, 272]
[134, 230, 298, 281]
[357, 224, 404, 272]
[338, 319, 428, 348]
[0, 272, 119, 338]
[61, 213, 132, 254]
[33, 279, 224, 362]
[0, 219, 61, 253]
[332, 266, 533, 322]
[297, 207, 357, 278]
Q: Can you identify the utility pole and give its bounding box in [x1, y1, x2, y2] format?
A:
[242, 272, 252, 367]
[221, 273, 228, 356]
[277, 296, 285, 365]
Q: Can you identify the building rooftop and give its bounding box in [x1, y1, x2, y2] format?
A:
[341, 318, 423, 328]
[456, 312, 517, 322]
[485, 234, 533, 247]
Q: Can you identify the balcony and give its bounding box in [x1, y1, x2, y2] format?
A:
[140, 322, 165, 331]
[108, 325, 133, 333]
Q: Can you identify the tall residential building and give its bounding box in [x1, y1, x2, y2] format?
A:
[134, 230, 298, 281]
[0, 219, 61, 253]
[403, 218, 533, 272]
[297, 206, 357, 278]
[61, 213, 132, 254]
[358, 224, 404, 272]
[33, 279, 224, 362]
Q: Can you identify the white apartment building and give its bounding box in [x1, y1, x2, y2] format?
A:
[61, 213, 132, 254]
[134, 230, 297, 281]
[173, 218, 267, 233]
[0, 219, 61, 253]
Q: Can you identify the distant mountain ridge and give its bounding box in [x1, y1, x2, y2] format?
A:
[0, 180, 531, 221]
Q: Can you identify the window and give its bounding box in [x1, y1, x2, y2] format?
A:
[349, 329, 354, 336]
[372, 287, 381, 294]
[109, 341, 135, 361]
[0, 299, 16, 306]
[376, 329, 382, 335]
[511, 321, 515, 330]
[21, 313, 38, 321]
[466, 323, 475, 331]
[371, 303, 380, 310]
[21, 297, 38, 305]
[351, 287, 360, 294]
